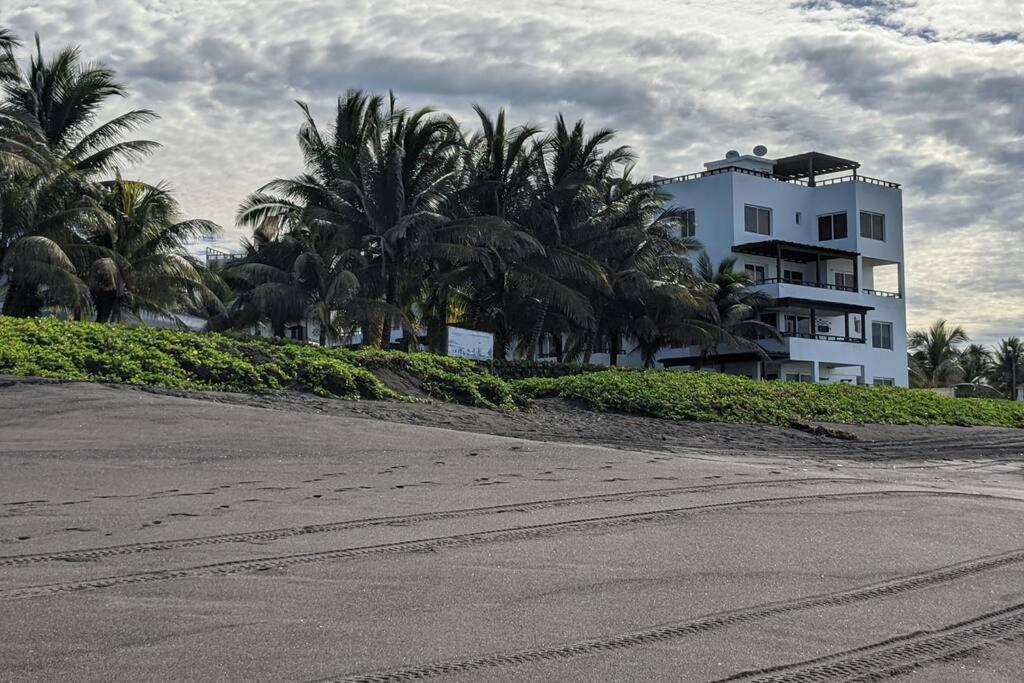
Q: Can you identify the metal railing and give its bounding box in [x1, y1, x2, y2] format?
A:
[816, 174, 901, 189]
[756, 277, 856, 292]
[653, 166, 900, 189]
[862, 288, 901, 298]
[783, 332, 866, 344]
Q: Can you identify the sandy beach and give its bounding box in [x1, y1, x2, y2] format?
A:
[1, 378, 1022, 681]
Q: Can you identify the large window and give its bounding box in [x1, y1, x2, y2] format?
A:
[744, 264, 766, 282]
[818, 212, 848, 241]
[834, 272, 855, 290]
[679, 209, 696, 238]
[784, 314, 811, 336]
[860, 211, 885, 240]
[783, 269, 804, 282]
[873, 377, 895, 387]
[872, 321, 893, 350]
[744, 205, 772, 235]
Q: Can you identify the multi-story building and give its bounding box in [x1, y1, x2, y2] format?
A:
[642, 148, 908, 387]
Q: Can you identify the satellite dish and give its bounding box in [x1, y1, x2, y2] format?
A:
[753, 145, 768, 157]
[725, 150, 740, 159]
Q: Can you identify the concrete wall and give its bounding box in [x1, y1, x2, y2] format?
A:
[643, 169, 910, 386]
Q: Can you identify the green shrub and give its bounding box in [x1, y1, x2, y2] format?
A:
[480, 359, 615, 381]
[511, 370, 1024, 428]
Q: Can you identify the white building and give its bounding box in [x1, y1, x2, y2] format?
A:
[638, 149, 909, 386]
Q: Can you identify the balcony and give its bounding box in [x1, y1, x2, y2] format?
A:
[781, 332, 864, 344]
[862, 288, 901, 299]
[759, 277, 855, 293]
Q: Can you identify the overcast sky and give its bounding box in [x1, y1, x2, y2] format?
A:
[4, 0, 1022, 344]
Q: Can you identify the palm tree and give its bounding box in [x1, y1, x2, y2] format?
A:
[907, 319, 969, 388]
[0, 28, 18, 82]
[1, 33, 162, 318]
[81, 177, 220, 323]
[237, 91, 477, 346]
[987, 337, 1024, 399]
[3, 35, 158, 176]
[517, 115, 634, 357]
[958, 343, 992, 385]
[690, 253, 779, 370]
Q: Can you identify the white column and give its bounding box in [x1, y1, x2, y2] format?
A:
[898, 262, 906, 298]
[812, 360, 820, 384]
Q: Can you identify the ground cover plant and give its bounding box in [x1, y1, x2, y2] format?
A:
[4, 317, 1024, 428]
[513, 369, 1024, 428]
[0, 317, 513, 408]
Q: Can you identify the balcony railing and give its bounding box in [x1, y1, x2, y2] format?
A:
[756, 277, 856, 292]
[782, 332, 866, 344]
[862, 288, 901, 298]
[652, 166, 900, 189]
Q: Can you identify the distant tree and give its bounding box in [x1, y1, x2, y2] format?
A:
[690, 253, 779, 370]
[85, 177, 220, 323]
[987, 337, 1024, 399]
[958, 343, 992, 385]
[908, 319, 968, 388]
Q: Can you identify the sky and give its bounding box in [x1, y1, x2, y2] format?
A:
[3, 0, 1023, 345]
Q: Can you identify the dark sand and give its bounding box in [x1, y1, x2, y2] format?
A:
[1, 378, 1022, 681]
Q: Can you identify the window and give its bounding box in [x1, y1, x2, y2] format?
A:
[834, 272, 855, 290]
[795, 211, 802, 224]
[679, 209, 696, 238]
[744, 264, 766, 282]
[853, 317, 862, 334]
[860, 211, 885, 240]
[744, 205, 772, 235]
[873, 377, 896, 386]
[872, 321, 893, 350]
[785, 373, 814, 383]
[784, 314, 811, 336]
[817, 212, 848, 241]
[783, 269, 804, 282]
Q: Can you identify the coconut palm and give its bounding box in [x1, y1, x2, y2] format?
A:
[908, 319, 969, 388]
[987, 337, 1024, 399]
[516, 115, 635, 357]
[958, 343, 992, 385]
[1, 33, 163, 318]
[0, 28, 17, 83]
[689, 253, 779, 370]
[237, 91, 479, 346]
[82, 177, 220, 323]
[3, 35, 158, 175]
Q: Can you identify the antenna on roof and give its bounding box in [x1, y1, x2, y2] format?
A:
[753, 145, 768, 157]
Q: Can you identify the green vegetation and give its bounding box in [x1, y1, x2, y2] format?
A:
[0, 317, 514, 408]
[513, 370, 1024, 428]
[2, 31, 773, 366]
[4, 317, 1024, 429]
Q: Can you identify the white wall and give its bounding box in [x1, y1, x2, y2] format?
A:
[648, 169, 909, 386]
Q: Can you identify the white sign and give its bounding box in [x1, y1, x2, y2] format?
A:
[447, 326, 494, 361]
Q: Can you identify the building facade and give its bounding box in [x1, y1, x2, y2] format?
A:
[639, 149, 909, 386]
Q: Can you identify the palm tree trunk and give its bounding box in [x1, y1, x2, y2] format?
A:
[609, 330, 620, 366]
[526, 296, 551, 360]
[93, 291, 117, 323]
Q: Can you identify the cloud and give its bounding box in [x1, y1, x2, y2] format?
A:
[2, 0, 1023, 343]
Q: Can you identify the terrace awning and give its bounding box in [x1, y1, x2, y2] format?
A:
[773, 297, 874, 315]
[772, 152, 860, 182]
[733, 240, 858, 263]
